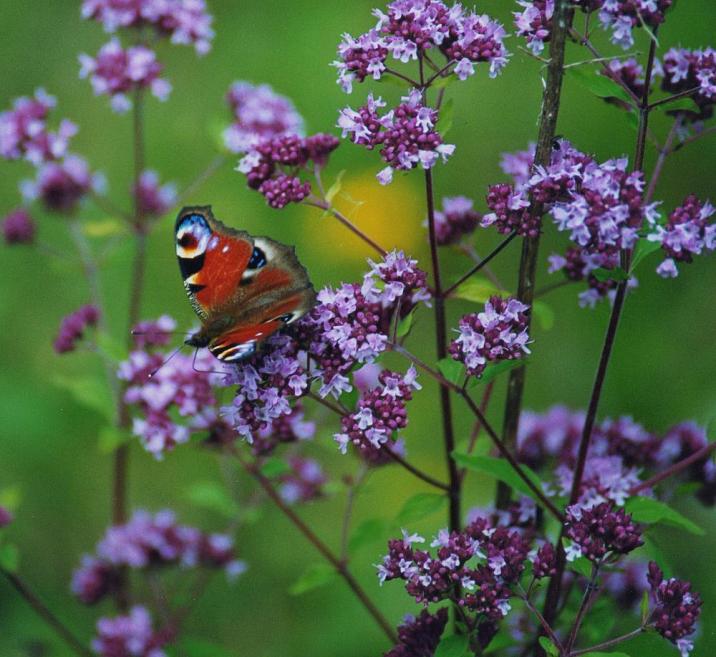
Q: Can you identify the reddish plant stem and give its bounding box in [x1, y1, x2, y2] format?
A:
[630, 440, 716, 495]
[458, 381, 495, 484]
[443, 231, 517, 297]
[569, 627, 645, 656]
[1, 569, 93, 657]
[564, 565, 599, 653]
[230, 447, 398, 643]
[424, 167, 461, 532]
[498, 0, 573, 511]
[645, 116, 682, 203]
[648, 86, 700, 110]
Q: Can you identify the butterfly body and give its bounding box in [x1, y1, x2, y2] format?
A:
[175, 206, 315, 362]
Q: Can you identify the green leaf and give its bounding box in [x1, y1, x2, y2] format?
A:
[0, 544, 20, 573]
[0, 486, 21, 512]
[397, 493, 447, 524]
[592, 266, 629, 283]
[625, 497, 704, 536]
[643, 534, 671, 577]
[173, 638, 236, 657]
[434, 634, 469, 657]
[349, 518, 391, 553]
[654, 96, 701, 113]
[97, 426, 131, 454]
[477, 359, 527, 386]
[483, 629, 517, 654]
[396, 309, 416, 338]
[259, 457, 292, 478]
[52, 374, 114, 421]
[538, 636, 559, 657]
[629, 238, 662, 273]
[432, 74, 458, 90]
[567, 555, 593, 579]
[451, 453, 543, 504]
[640, 589, 650, 625]
[435, 98, 455, 137]
[289, 563, 337, 595]
[325, 170, 346, 205]
[185, 481, 238, 519]
[451, 278, 503, 303]
[567, 66, 635, 106]
[437, 358, 465, 386]
[533, 300, 555, 331]
[96, 331, 128, 362]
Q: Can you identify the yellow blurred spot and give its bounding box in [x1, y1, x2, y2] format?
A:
[307, 170, 424, 262]
[83, 218, 125, 238]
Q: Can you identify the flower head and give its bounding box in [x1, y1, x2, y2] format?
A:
[514, 0, 554, 55]
[598, 1, 672, 49]
[278, 456, 327, 504]
[22, 155, 101, 213]
[2, 209, 35, 245]
[385, 609, 448, 657]
[0, 506, 13, 528]
[565, 502, 643, 562]
[91, 606, 169, 657]
[134, 170, 176, 217]
[431, 196, 481, 245]
[54, 304, 100, 354]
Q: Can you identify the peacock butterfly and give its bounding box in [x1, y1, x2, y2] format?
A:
[175, 205, 316, 362]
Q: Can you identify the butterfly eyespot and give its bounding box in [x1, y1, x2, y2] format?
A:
[178, 234, 197, 248]
[247, 246, 267, 270]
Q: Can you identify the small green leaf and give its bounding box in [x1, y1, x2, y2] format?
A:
[592, 266, 629, 283]
[451, 278, 503, 303]
[640, 589, 650, 625]
[52, 375, 114, 421]
[533, 300, 555, 331]
[629, 238, 662, 273]
[397, 493, 447, 524]
[567, 67, 635, 106]
[260, 457, 292, 478]
[434, 634, 468, 657]
[451, 454, 544, 505]
[0, 544, 20, 573]
[437, 358, 465, 385]
[477, 358, 527, 386]
[654, 96, 701, 113]
[537, 636, 559, 657]
[325, 170, 346, 205]
[185, 481, 238, 519]
[396, 310, 416, 338]
[625, 497, 704, 536]
[97, 426, 131, 454]
[289, 563, 337, 595]
[349, 518, 392, 553]
[435, 98, 455, 137]
[483, 629, 517, 654]
[567, 555, 593, 579]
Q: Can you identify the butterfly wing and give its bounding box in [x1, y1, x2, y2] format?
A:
[175, 205, 315, 362]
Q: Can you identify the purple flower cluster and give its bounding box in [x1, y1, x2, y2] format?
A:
[81, 0, 214, 54]
[236, 133, 339, 208]
[119, 325, 222, 457]
[21, 154, 103, 214]
[252, 403, 315, 456]
[646, 194, 716, 278]
[134, 170, 176, 218]
[91, 606, 170, 657]
[564, 502, 643, 563]
[385, 609, 448, 657]
[0, 506, 13, 528]
[223, 81, 304, 153]
[647, 562, 701, 656]
[449, 296, 530, 378]
[0, 88, 77, 165]
[53, 304, 100, 354]
[598, 0, 672, 50]
[482, 183, 536, 237]
[2, 209, 35, 245]
[532, 541, 557, 579]
[298, 250, 429, 397]
[79, 38, 172, 113]
[338, 91, 455, 185]
[378, 517, 530, 622]
[602, 58, 647, 102]
[661, 47, 716, 121]
[278, 456, 327, 504]
[431, 196, 481, 245]
[334, 366, 420, 455]
[72, 510, 244, 605]
[333, 1, 508, 93]
[131, 314, 176, 349]
[514, 0, 553, 55]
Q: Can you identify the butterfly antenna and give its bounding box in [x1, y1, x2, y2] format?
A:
[148, 344, 186, 379]
[191, 347, 234, 376]
[130, 329, 194, 337]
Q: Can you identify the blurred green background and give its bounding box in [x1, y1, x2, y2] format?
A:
[1, 1, 715, 656]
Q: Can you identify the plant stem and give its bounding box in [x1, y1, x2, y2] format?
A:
[231, 447, 398, 644]
[304, 199, 387, 256]
[1, 569, 93, 657]
[174, 154, 227, 208]
[564, 565, 599, 653]
[444, 232, 517, 297]
[424, 167, 461, 532]
[648, 86, 700, 110]
[569, 627, 644, 656]
[645, 116, 681, 203]
[340, 467, 368, 563]
[519, 591, 563, 652]
[498, 0, 572, 511]
[458, 381, 495, 483]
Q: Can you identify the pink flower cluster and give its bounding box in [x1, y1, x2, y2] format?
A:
[237, 133, 339, 208]
[134, 170, 177, 218]
[53, 304, 100, 354]
[92, 606, 169, 657]
[338, 91, 455, 185]
[333, 0, 509, 92]
[2, 209, 35, 245]
[449, 296, 531, 378]
[0, 88, 77, 165]
[661, 47, 716, 121]
[79, 38, 172, 113]
[431, 196, 481, 245]
[223, 81, 304, 154]
[513, 0, 554, 55]
[81, 0, 214, 54]
[278, 456, 327, 504]
[72, 509, 244, 605]
[252, 403, 315, 456]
